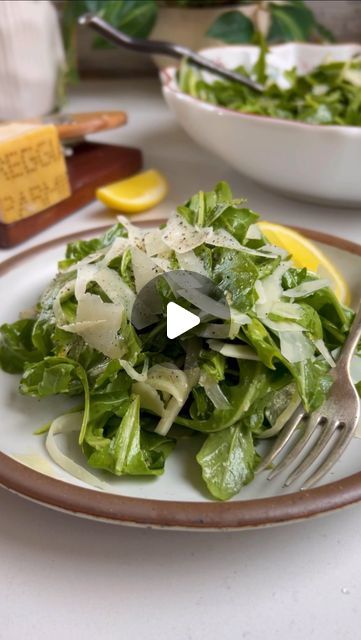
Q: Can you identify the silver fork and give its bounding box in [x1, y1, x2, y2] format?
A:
[79, 13, 263, 92]
[258, 302, 361, 490]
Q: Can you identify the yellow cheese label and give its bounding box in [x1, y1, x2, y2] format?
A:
[0, 124, 71, 224]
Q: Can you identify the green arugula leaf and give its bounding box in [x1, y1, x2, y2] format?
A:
[20, 356, 90, 444]
[243, 317, 332, 411]
[282, 267, 307, 289]
[178, 361, 273, 433]
[65, 223, 127, 264]
[179, 52, 360, 126]
[199, 349, 226, 382]
[87, 396, 175, 476]
[213, 249, 259, 312]
[197, 422, 258, 500]
[0, 319, 42, 373]
[20, 356, 87, 397]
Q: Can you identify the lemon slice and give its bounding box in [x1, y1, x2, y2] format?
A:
[96, 169, 168, 213]
[258, 221, 350, 304]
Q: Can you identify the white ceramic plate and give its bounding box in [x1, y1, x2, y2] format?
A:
[0, 224, 361, 529]
[161, 43, 361, 207]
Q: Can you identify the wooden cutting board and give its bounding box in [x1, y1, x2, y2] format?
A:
[0, 142, 142, 248]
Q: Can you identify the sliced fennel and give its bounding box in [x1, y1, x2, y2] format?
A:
[46, 413, 110, 490]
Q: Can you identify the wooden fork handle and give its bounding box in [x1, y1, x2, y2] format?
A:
[12, 111, 127, 141]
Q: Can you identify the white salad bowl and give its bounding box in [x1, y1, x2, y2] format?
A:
[161, 43, 361, 207]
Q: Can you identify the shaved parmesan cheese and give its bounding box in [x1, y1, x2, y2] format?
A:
[75, 292, 121, 323]
[144, 230, 169, 257]
[245, 224, 262, 240]
[131, 246, 163, 293]
[63, 319, 126, 359]
[177, 287, 229, 320]
[152, 256, 173, 271]
[230, 309, 251, 326]
[61, 293, 126, 359]
[271, 301, 303, 320]
[229, 308, 251, 339]
[263, 318, 304, 333]
[255, 264, 289, 317]
[206, 227, 278, 258]
[93, 267, 135, 314]
[161, 214, 208, 253]
[261, 244, 288, 257]
[102, 237, 129, 265]
[196, 323, 230, 339]
[74, 263, 135, 319]
[283, 278, 330, 298]
[75, 264, 98, 299]
[46, 413, 109, 490]
[65, 250, 104, 272]
[206, 228, 243, 251]
[255, 280, 266, 304]
[279, 331, 314, 363]
[208, 339, 260, 360]
[117, 215, 145, 249]
[176, 250, 207, 276]
[161, 214, 279, 258]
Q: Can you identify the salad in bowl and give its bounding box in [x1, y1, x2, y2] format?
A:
[0, 183, 358, 500]
[161, 43, 361, 206]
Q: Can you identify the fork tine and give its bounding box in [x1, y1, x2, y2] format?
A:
[267, 413, 322, 480]
[301, 423, 354, 490]
[284, 419, 340, 487]
[256, 404, 305, 473]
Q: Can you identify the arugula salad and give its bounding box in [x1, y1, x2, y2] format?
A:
[0, 183, 357, 500]
[179, 52, 361, 126]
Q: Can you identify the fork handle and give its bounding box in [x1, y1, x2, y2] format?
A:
[337, 302, 361, 372]
[79, 13, 263, 92]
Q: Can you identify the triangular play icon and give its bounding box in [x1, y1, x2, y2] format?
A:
[166, 302, 200, 339]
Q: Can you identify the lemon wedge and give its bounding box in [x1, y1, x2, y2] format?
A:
[258, 221, 350, 305]
[96, 170, 168, 213]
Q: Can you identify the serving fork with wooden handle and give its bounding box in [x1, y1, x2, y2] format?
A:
[258, 302, 361, 490]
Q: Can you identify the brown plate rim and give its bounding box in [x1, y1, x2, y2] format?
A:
[1, 222, 361, 530]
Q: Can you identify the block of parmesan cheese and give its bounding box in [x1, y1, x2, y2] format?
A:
[0, 123, 71, 224]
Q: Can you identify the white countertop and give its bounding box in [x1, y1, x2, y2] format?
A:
[1, 77, 361, 640]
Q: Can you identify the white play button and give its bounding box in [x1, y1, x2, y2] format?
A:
[166, 302, 200, 339]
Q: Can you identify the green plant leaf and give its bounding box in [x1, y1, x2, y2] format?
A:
[0, 319, 42, 374]
[93, 0, 158, 47]
[65, 223, 127, 263]
[268, 2, 315, 42]
[206, 10, 254, 44]
[314, 21, 335, 43]
[197, 422, 258, 500]
[87, 395, 175, 475]
[213, 249, 259, 312]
